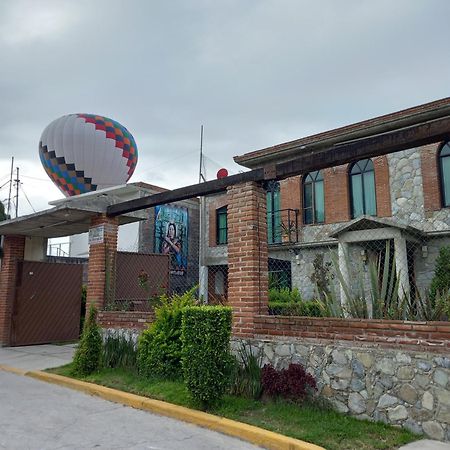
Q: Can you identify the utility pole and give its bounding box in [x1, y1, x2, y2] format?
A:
[6, 157, 13, 218]
[14, 166, 19, 218]
[197, 125, 208, 303]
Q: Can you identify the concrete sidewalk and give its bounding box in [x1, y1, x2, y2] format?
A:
[0, 343, 76, 370]
[399, 441, 450, 449]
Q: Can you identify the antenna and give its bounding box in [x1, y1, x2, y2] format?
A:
[198, 125, 206, 183]
[7, 157, 13, 218]
[14, 166, 19, 218]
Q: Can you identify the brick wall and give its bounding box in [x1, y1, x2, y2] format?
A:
[421, 143, 442, 212]
[324, 165, 350, 223]
[254, 315, 450, 352]
[0, 235, 25, 346]
[373, 155, 392, 217]
[97, 311, 154, 330]
[227, 181, 268, 337]
[86, 215, 119, 311]
[280, 175, 301, 211]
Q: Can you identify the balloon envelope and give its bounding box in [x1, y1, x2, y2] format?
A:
[39, 113, 138, 196]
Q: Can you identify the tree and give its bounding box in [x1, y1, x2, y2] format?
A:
[430, 246, 450, 304]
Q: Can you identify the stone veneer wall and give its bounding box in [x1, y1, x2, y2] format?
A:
[233, 336, 450, 441]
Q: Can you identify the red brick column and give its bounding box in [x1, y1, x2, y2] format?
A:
[0, 235, 25, 346]
[227, 181, 268, 338]
[86, 215, 118, 311]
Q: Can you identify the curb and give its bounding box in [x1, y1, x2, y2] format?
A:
[15, 368, 325, 450]
[0, 364, 27, 376]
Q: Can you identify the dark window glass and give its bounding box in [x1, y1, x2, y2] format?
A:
[303, 170, 324, 224]
[216, 206, 227, 244]
[440, 142, 450, 207]
[266, 181, 281, 244]
[349, 159, 376, 218]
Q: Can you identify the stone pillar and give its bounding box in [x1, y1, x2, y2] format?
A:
[86, 215, 119, 311]
[0, 235, 25, 346]
[394, 235, 410, 300]
[338, 241, 350, 306]
[227, 181, 268, 338]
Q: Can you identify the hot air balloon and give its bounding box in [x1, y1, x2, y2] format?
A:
[39, 113, 138, 196]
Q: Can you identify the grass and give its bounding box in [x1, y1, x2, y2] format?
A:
[47, 364, 420, 450]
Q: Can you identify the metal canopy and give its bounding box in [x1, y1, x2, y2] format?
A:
[0, 183, 155, 238]
[0, 206, 142, 238]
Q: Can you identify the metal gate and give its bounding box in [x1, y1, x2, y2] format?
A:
[11, 261, 83, 346]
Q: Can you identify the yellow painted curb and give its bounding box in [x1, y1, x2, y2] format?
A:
[26, 370, 325, 450]
[0, 364, 27, 376]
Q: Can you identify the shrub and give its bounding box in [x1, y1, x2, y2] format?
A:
[137, 288, 197, 378]
[73, 304, 102, 376]
[181, 306, 232, 408]
[230, 341, 262, 399]
[261, 363, 317, 402]
[430, 246, 450, 304]
[269, 287, 302, 303]
[103, 333, 137, 370]
[268, 300, 324, 317]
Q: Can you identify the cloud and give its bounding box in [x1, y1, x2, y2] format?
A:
[0, 0, 449, 217]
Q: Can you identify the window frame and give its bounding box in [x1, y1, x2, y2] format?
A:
[302, 170, 325, 225]
[216, 206, 228, 245]
[438, 141, 450, 208]
[349, 158, 377, 219]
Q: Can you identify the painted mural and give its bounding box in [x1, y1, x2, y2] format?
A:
[154, 205, 189, 276]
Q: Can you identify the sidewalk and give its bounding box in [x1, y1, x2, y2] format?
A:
[0, 343, 76, 370]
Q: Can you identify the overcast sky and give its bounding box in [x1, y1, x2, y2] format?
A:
[1, 0, 449, 217]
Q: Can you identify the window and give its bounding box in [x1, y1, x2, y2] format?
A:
[303, 170, 324, 224]
[266, 181, 282, 244]
[439, 142, 450, 207]
[216, 206, 227, 244]
[349, 159, 376, 218]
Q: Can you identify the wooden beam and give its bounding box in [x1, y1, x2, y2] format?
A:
[107, 116, 450, 216]
[107, 168, 265, 216]
[275, 116, 450, 179]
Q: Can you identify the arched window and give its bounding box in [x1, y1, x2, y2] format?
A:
[266, 181, 281, 244]
[303, 170, 324, 224]
[439, 142, 450, 207]
[349, 159, 376, 218]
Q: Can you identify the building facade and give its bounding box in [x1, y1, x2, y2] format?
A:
[202, 100, 450, 304]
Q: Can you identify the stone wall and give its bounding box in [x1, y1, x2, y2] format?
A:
[234, 336, 450, 441]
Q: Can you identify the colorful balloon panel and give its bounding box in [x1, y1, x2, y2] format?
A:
[39, 114, 138, 197]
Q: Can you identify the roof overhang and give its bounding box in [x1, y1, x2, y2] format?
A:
[329, 216, 426, 240]
[0, 182, 159, 238]
[234, 97, 450, 169]
[0, 206, 143, 238]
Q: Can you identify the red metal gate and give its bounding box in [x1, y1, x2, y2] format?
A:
[11, 261, 82, 346]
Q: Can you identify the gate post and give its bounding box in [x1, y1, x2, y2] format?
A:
[227, 181, 269, 338]
[0, 235, 25, 346]
[86, 214, 118, 312]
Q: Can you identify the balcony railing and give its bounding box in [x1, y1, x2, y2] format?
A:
[267, 208, 299, 245]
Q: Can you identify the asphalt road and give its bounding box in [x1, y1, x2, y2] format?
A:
[0, 371, 261, 450]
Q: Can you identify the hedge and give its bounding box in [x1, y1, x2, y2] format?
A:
[181, 306, 232, 408]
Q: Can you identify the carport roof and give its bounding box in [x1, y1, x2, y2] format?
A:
[0, 205, 142, 238]
[0, 183, 156, 238]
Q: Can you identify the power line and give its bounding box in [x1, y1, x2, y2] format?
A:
[19, 184, 36, 213]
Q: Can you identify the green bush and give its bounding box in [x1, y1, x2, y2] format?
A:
[73, 304, 102, 376]
[137, 288, 197, 379]
[268, 287, 302, 303]
[430, 246, 450, 304]
[103, 333, 137, 370]
[268, 300, 324, 317]
[181, 306, 232, 408]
